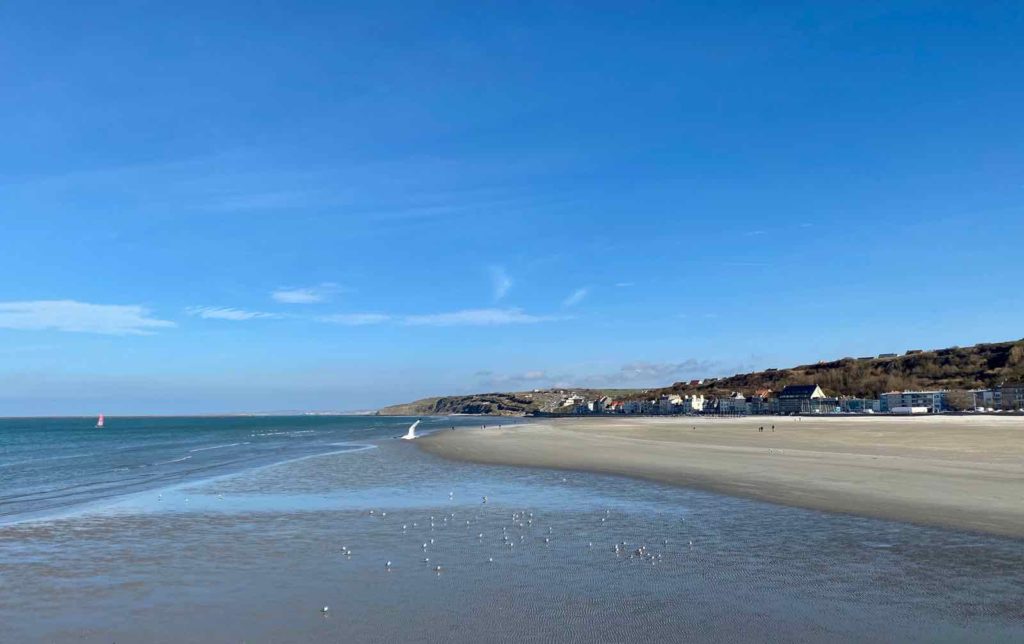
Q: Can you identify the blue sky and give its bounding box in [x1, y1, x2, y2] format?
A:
[1, 1, 1022, 414]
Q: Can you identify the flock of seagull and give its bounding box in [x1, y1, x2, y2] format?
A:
[320, 490, 694, 616]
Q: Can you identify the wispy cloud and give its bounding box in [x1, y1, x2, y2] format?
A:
[316, 313, 391, 326]
[271, 283, 342, 304]
[0, 300, 174, 335]
[186, 306, 281, 321]
[474, 359, 721, 391]
[181, 304, 563, 328]
[489, 266, 513, 301]
[561, 287, 589, 308]
[403, 308, 559, 327]
[476, 369, 568, 389]
[615, 282, 635, 288]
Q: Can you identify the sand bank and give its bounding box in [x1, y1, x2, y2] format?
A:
[419, 415, 1024, 538]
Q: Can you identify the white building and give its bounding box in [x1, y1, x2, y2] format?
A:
[681, 394, 705, 413]
[718, 392, 747, 415]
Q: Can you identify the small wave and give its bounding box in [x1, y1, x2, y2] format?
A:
[154, 455, 192, 466]
[250, 430, 317, 438]
[0, 452, 101, 468]
[189, 442, 248, 453]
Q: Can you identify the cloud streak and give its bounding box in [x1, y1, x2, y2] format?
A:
[403, 308, 559, 327]
[186, 307, 281, 321]
[186, 304, 562, 328]
[272, 283, 342, 304]
[316, 313, 392, 326]
[474, 359, 721, 391]
[489, 266, 513, 301]
[561, 287, 589, 308]
[0, 300, 174, 335]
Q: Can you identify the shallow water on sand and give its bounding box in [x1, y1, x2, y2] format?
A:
[1, 418, 1022, 642]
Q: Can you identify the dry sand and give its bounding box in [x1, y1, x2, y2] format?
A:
[420, 415, 1024, 538]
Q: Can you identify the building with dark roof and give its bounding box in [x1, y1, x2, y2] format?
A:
[777, 384, 826, 413]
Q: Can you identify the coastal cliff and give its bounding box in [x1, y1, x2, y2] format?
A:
[377, 389, 636, 417]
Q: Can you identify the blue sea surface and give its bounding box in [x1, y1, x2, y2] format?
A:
[0, 415, 1021, 643]
[0, 415, 481, 523]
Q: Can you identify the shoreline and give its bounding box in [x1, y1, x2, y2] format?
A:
[418, 415, 1024, 538]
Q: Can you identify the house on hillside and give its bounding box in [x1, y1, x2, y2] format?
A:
[778, 384, 826, 414]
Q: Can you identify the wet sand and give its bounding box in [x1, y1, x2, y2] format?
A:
[419, 416, 1024, 538]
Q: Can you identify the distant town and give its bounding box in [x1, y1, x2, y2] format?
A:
[542, 382, 1023, 417]
[378, 340, 1024, 417]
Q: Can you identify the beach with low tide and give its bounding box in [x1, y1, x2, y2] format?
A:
[2, 415, 1022, 642]
[420, 415, 1024, 538]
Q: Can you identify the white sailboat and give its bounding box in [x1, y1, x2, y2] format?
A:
[400, 419, 420, 440]
[96, 414, 105, 428]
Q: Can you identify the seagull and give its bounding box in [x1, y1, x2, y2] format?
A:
[386, 561, 392, 569]
[434, 565, 442, 572]
[488, 557, 494, 563]
[321, 606, 329, 614]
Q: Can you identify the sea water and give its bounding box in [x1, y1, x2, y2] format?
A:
[1, 416, 1021, 642]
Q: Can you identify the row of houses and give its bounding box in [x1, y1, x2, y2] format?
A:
[556, 382, 1024, 416]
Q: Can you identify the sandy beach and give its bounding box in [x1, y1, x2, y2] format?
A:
[420, 415, 1024, 538]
